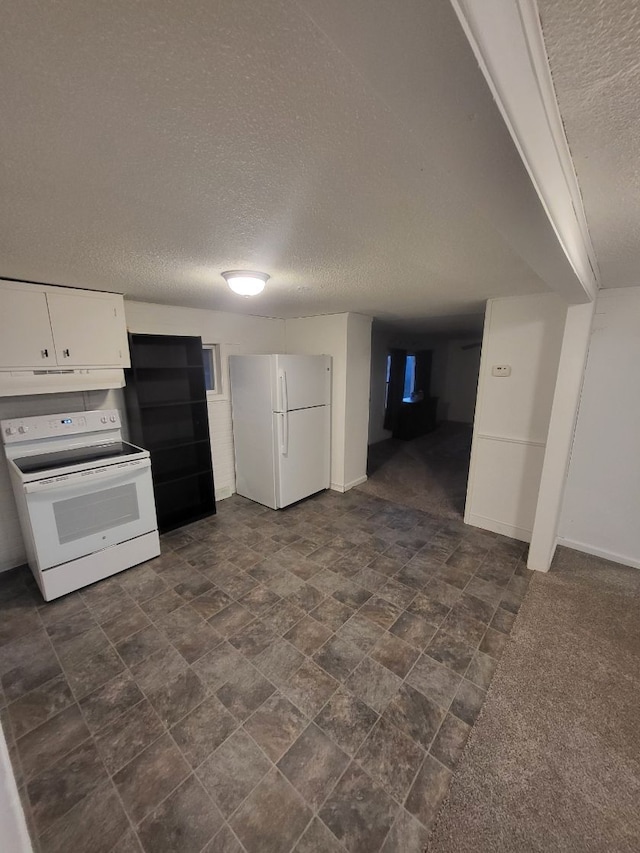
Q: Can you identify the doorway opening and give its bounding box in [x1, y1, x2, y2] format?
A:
[365, 320, 483, 519]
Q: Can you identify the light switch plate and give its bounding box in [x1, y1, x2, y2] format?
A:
[492, 365, 511, 377]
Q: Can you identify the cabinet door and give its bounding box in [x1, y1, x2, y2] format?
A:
[0, 288, 56, 368]
[47, 291, 128, 367]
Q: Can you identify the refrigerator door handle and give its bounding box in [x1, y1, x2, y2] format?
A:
[279, 369, 289, 413]
[280, 411, 289, 456]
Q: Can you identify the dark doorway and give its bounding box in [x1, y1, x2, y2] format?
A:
[384, 349, 437, 441]
[366, 322, 483, 520]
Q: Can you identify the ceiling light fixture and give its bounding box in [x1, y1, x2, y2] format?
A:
[221, 270, 269, 297]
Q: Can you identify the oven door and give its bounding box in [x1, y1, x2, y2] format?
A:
[23, 458, 158, 571]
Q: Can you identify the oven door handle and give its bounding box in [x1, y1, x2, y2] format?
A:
[23, 459, 151, 494]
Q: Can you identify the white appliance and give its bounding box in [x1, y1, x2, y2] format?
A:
[1, 409, 160, 601]
[230, 354, 331, 509]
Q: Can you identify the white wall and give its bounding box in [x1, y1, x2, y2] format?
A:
[465, 293, 567, 541]
[559, 287, 640, 568]
[344, 313, 373, 488]
[285, 313, 372, 491]
[442, 341, 481, 423]
[125, 301, 285, 502]
[527, 301, 595, 571]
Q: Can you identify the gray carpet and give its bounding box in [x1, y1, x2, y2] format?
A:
[360, 424, 472, 520]
[426, 547, 640, 853]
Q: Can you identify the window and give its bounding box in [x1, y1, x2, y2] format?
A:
[202, 344, 222, 396]
[385, 352, 418, 407]
[403, 354, 416, 402]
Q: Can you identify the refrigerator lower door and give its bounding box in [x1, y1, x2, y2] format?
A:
[274, 406, 330, 508]
[273, 354, 331, 411]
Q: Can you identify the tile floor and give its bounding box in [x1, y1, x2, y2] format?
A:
[0, 488, 531, 853]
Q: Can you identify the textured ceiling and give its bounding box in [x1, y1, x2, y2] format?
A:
[1, 0, 562, 329]
[539, 0, 640, 289]
[378, 312, 486, 338]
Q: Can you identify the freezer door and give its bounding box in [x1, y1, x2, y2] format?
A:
[272, 354, 331, 412]
[274, 406, 330, 507]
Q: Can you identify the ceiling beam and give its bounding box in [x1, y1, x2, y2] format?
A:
[450, 0, 599, 303]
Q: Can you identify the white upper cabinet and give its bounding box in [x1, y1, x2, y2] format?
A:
[0, 288, 56, 368]
[0, 282, 130, 370]
[47, 290, 128, 367]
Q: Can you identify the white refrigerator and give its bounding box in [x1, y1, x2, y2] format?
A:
[229, 354, 331, 509]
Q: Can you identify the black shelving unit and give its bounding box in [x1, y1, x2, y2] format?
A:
[125, 333, 216, 533]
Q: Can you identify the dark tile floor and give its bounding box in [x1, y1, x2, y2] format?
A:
[0, 488, 532, 853]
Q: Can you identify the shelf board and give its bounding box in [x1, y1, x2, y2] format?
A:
[159, 504, 216, 534]
[138, 399, 207, 409]
[131, 365, 205, 372]
[150, 438, 210, 452]
[154, 468, 213, 487]
[147, 437, 211, 453]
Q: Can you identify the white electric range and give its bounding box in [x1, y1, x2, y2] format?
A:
[1, 409, 160, 601]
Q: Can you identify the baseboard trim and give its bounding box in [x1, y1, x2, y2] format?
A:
[0, 562, 25, 575]
[556, 537, 640, 571]
[465, 512, 532, 543]
[345, 475, 367, 491]
[331, 475, 367, 494]
[475, 433, 546, 448]
[215, 486, 234, 501]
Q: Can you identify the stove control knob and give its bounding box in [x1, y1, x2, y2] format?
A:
[109, 415, 117, 423]
[5, 427, 16, 436]
[18, 426, 29, 434]
[101, 416, 108, 424]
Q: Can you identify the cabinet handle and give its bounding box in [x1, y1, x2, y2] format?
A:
[41, 349, 49, 359]
[63, 348, 70, 358]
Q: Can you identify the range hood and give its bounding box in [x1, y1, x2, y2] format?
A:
[0, 368, 125, 397]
